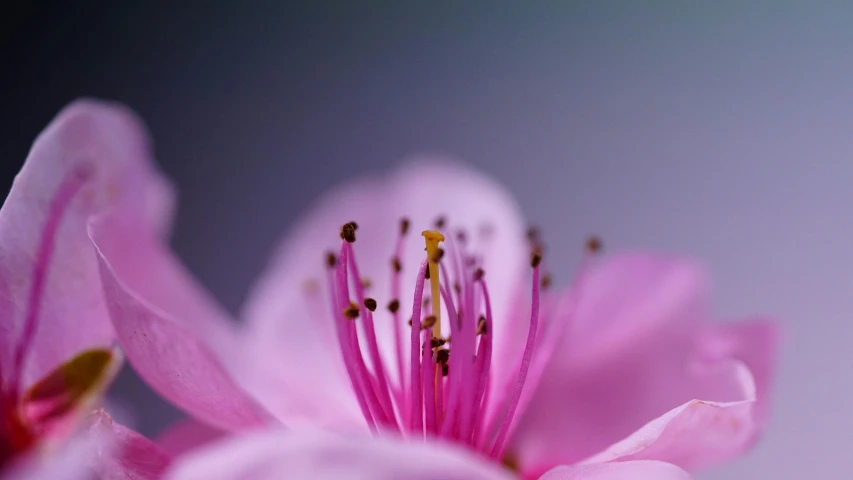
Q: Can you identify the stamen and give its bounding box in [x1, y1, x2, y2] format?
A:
[8, 165, 92, 395]
[408, 260, 428, 434]
[421, 230, 445, 338]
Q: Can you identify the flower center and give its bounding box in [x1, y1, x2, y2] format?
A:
[324, 217, 542, 462]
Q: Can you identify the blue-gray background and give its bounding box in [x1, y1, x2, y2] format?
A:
[3, 2, 851, 478]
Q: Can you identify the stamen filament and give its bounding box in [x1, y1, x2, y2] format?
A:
[408, 260, 428, 434]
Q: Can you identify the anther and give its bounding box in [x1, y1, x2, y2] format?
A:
[586, 235, 603, 253]
[435, 348, 450, 365]
[361, 277, 373, 289]
[473, 268, 485, 281]
[540, 274, 553, 289]
[526, 226, 541, 242]
[420, 315, 437, 330]
[400, 217, 411, 235]
[441, 364, 450, 377]
[530, 252, 542, 268]
[343, 301, 360, 319]
[325, 252, 338, 268]
[431, 337, 447, 349]
[456, 230, 467, 243]
[340, 222, 357, 243]
[423, 296, 431, 308]
[363, 298, 377, 312]
[434, 216, 447, 229]
[430, 248, 445, 263]
[424, 267, 431, 279]
[477, 315, 488, 335]
[387, 299, 400, 313]
[453, 282, 461, 294]
[392, 257, 402, 272]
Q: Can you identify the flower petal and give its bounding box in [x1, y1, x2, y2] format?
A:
[538, 461, 692, 480]
[0, 99, 174, 387]
[579, 361, 758, 470]
[155, 418, 226, 458]
[0, 435, 96, 480]
[87, 409, 172, 480]
[90, 212, 270, 432]
[166, 429, 514, 480]
[511, 253, 722, 473]
[240, 158, 526, 427]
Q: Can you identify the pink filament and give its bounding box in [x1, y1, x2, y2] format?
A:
[8, 166, 92, 395]
[408, 260, 428, 435]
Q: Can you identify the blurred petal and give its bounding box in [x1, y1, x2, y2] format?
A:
[166, 429, 514, 480]
[512, 254, 714, 472]
[155, 418, 225, 458]
[91, 213, 270, 432]
[87, 409, 172, 480]
[0, 99, 174, 387]
[0, 436, 95, 480]
[580, 361, 758, 471]
[240, 158, 526, 428]
[697, 317, 781, 424]
[538, 461, 692, 480]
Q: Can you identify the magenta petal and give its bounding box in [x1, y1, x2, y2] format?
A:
[87, 409, 172, 480]
[240, 158, 526, 427]
[538, 461, 692, 480]
[0, 99, 174, 387]
[155, 418, 225, 458]
[90, 213, 270, 432]
[166, 430, 514, 480]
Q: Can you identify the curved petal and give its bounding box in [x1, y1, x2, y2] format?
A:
[91, 212, 270, 432]
[0, 435, 96, 480]
[166, 429, 514, 480]
[538, 461, 692, 480]
[155, 418, 225, 458]
[87, 409, 172, 480]
[511, 253, 717, 473]
[0, 99, 174, 387]
[580, 361, 758, 471]
[696, 317, 781, 425]
[240, 158, 526, 427]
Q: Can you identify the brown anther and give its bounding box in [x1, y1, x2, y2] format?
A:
[340, 222, 356, 243]
[453, 282, 461, 294]
[423, 296, 431, 308]
[343, 301, 360, 319]
[586, 235, 603, 253]
[325, 252, 338, 268]
[430, 337, 447, 349]
[420, 315, 437, 330]
[477, 315, 488, 335]
[441, 363, 449, 376]
[407, 318, 413, 326]
[435, 348, 450, 365]
[392, 256, 402, 273]
[526, 226, 541, 242]
[530, 251, 542, 268]
[363, 298, 377, 312]
[387, 299, 400, 313]
[434, 216, 447, 229]
[473, 268, 485, 281]
[400, 217, 410, 235]
[361, 277, 372, 289]
[430, 248, 445, 263]
[424, 267, 431, 279]
[540, 274, 553, 289]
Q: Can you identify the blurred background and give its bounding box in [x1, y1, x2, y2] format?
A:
[2, 2, 851, 478]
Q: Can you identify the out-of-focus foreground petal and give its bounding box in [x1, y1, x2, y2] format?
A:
[155, 418, 225, 458]
[538, 461, 692, 480]
[87, 409, 171, 480]
[0, 99, 174, 388]
[166, 430, 515, 480]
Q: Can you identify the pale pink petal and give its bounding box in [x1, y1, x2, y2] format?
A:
[0, 99, 174, 387]
[538, 461, 692, 480]
[696, 317, 781, 424]
[511, 254, 714, 473]
[166, 429, 514, 480]
[240, 158, 526, 428]
[155, 418, 225, 458]
[580, 360, 758, 471]
[87, 409, 172, 480]
[91, 213, 270, 432]
[0, 437, 95, 480]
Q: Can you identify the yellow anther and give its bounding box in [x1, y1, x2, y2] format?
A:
[422, 229, 445, 337]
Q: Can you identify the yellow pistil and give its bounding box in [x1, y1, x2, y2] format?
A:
[422, 229, 445, 337]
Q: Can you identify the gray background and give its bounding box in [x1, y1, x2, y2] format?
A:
[3, 2, 851, 478]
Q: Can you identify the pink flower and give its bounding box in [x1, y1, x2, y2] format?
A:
[0, 100, 173, 478]
[70, 101, 779, 478]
